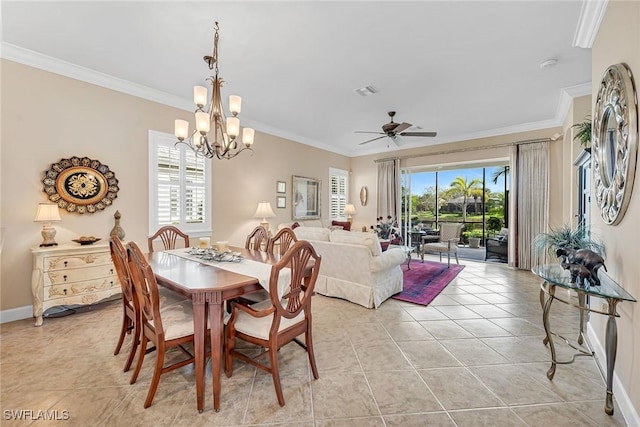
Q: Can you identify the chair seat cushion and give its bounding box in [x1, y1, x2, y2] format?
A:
[161, 299, 197, 340]
[422, 242, 457, 253]
[226, 299, 305, 340]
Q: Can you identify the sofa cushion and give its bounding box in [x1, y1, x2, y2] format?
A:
[294, 227, 330, 241]
[331, 220, 351, 231]
[330, 230, 382, 257]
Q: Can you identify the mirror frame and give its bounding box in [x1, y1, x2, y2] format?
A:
[593, 63, 638, 225]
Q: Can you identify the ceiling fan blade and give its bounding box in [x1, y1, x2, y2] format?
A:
[390, 135, 405, 147]
[399, 131, 438, 137]
[358, 135, 387, 145]
[354, 131, 384, 134]
[392, 122, 412, 134]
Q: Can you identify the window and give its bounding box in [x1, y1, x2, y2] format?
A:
[148, 130, 211, 235]
[329, 168, 348, 220]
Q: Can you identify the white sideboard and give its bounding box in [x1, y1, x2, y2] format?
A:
[31, 243, 121, 326]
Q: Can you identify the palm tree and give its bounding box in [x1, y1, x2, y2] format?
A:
[450, 176, 482, 222]
[491, 166, 509, 185]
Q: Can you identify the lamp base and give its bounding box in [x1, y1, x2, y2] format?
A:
[260, 220, 271, 236]
[40, 225, 58, 247]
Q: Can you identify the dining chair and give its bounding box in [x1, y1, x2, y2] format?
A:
[148, 225, 190, 252]
[266, 227, 298, 256]
[110, 236, 140, 373]
[245, 225, 269, 251]
[126, 241, 201, 408]
[224, 240, 321, 406]
[420, 222, 463, 267]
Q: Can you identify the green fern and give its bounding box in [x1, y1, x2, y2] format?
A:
[533, 223, 605, 258]
[571, 117, 592, 147]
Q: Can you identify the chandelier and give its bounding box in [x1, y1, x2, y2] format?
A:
[174, 22, 255, 159]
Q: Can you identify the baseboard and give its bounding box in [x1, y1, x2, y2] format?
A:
[0, 305, 33, 324]
[587, 323, 640, 426]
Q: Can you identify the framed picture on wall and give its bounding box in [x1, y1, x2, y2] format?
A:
[292, 175, 321, 220]
[276, 181, 286, 194]
[277, 196, 286, 209]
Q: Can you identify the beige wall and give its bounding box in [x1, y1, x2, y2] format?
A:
[0, 59, 348, 311]
[589, 0, 640, 418]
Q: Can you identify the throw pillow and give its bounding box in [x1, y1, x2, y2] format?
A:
[291, 222, 300, 229]
[331, 220, 351, 231]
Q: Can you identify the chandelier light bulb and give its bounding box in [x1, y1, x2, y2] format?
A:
[174, 119, 189, 140]
[229, 95, 242, 115]
[195, 111, 210, 133]
[194, 86, 208, 107]
[226, 116, 240, 138]
[242, 128, 255, 146]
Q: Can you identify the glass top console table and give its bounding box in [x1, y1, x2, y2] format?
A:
[532, 264, 636, 415]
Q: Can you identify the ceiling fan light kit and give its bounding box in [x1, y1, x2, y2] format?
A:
[356, 111, 437, 146]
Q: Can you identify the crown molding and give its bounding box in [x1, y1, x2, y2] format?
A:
[1, 42, 592, 159]
[1, 43, 193, 111]
[573, 0, 609, 48]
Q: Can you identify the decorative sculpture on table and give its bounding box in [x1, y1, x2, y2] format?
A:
[556, 247, 607, 287]
[109, 210, 125, 240]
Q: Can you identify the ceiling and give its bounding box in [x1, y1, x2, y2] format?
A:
[1, 1, 594, 157]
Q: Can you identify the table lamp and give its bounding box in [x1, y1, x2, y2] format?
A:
[344, 204, 357, 223]
[254, 201, 276, 234]
[34, 203, 62, 246]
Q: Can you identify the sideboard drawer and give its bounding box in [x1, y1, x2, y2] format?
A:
[47, 276, 118, 300]
[45, 264, 116, 285]
[43, 252, 113, 271]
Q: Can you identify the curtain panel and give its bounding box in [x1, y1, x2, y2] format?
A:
[377, 159, 399, 220]
[514, 141, 549, 269]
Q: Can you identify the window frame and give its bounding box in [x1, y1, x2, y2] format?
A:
[328, 167, 349, 221]
[148, 130, 212, 236]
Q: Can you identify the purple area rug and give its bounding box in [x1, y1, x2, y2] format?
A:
[392, 261, 465, 306]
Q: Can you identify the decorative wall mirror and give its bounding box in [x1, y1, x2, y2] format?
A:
[43, 156, 119, 214]
[359, 186, 368, 206]
[593, 63, 638, 225]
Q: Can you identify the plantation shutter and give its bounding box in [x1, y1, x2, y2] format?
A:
[149, 131, 211, 235]
[329, 168, 348, 220]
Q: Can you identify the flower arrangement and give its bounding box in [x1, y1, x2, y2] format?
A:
[371, 216, 398, 240]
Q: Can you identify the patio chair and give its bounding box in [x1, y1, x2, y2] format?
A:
[420, 222, 463, 267]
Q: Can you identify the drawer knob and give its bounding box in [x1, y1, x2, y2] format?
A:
[110, 268, 114, 274]
[63, 275, 67, 282]
[63, 289, 67, 295]
[64, 261, 68, 267]
[110, 281, 114, 287]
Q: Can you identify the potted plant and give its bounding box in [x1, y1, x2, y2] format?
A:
[533, 223, 605, 261]
[463, 229, 483, 248]
[571, 116, 592, 150]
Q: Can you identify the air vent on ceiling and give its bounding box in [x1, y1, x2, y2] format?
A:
[353, 85, 379, 96]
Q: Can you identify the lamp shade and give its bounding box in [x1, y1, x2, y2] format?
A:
[344, 204, 357, 216]
[34, 203, 61, 222]
[254, 202, 276, 219]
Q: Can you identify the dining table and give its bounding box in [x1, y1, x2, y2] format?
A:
[145, 246, 284, 413]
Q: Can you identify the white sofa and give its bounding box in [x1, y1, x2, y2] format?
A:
[290, 227, 405, 308]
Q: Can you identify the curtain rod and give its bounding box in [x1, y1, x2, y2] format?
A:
[373, 137, 551, 163]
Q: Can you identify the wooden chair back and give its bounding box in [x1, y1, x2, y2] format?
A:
[126, 241, 196, 408]
[245, 225, 269, 251]
[148, 225, 190, 252]
[109, 235, 140, 373]
[266, 227, 298, 256]
[225, 240, 321, 406]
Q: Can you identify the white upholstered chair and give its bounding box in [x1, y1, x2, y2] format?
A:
[420, 222, 463, 267]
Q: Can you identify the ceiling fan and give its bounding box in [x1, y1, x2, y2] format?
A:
[356, 111, 437, 145]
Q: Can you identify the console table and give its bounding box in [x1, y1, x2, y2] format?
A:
[532, 264, 636, 415]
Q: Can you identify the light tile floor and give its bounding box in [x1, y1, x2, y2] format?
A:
[0, 256, 629, 426]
